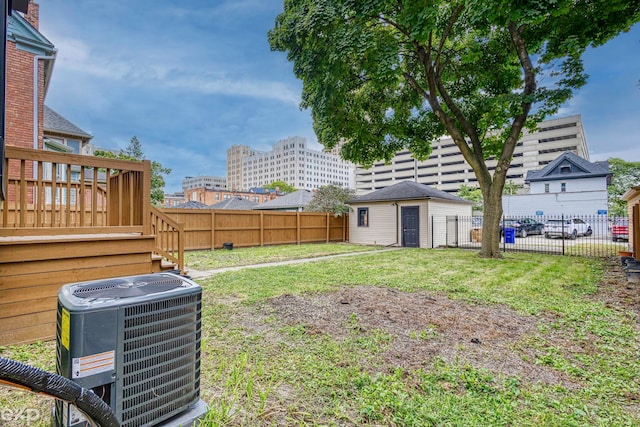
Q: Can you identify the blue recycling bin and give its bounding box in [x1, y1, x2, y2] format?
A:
[504, 227, 516, 244]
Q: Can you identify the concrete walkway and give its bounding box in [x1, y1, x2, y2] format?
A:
[185, 247, 402, 280]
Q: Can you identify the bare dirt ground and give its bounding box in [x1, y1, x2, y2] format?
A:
[259, 257, 638, 388]
[595, 257, 640, 320]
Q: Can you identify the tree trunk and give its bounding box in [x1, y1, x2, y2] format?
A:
[480, 183, 504, 258]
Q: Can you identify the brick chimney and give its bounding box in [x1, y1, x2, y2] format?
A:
[24, 1, 39, 30]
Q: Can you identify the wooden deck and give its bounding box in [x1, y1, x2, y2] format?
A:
[1, 146, 185, 346]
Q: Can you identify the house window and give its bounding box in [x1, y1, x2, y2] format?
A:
[357, 208, 369, 227]
[561, 182, 566, 192]
[544, 183, 549, 193]
[66, 139, 81, 154]
[560, 165, 571, 174]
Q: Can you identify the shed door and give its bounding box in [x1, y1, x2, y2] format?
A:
[402, 206, 420, 247]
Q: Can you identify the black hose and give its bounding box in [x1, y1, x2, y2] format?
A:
[0, 357, 119, 427]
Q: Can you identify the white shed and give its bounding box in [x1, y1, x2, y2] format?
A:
[348, 181, 473, 248]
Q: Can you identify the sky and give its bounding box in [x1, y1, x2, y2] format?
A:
[37, 1, 640, 193]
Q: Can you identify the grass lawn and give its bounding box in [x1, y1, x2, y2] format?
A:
[185, 242, 384, 270]
[1, 247, 639, 426]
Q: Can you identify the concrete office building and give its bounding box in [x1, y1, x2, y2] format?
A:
[182, 176, 227, 192]
[242, 136, 355, 190]
[355, 115, 589, 194]
[227, 144, 261, 191]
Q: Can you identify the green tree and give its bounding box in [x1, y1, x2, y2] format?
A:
[503, 180, 522, 196]
[269, 0, 638, 258]
[262, 180, 297, 194]
[608, 158, 640, 216]
[94, 136, 171, 206]
[457, 184, 483, 211]
[306, 184, 356, 216]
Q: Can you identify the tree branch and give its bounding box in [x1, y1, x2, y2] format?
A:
[434, 3, 464, 74]
[493, 21, 537, 183]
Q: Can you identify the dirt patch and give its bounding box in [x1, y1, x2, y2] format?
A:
[594, 257, 640, 320]
[265, 287, 575, 386]
[256, 258, 637, 388]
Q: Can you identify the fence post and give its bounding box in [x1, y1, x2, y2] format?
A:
[326, 212, 330, 243]
[561, 213, 565, 255]
[260, 211, 264, 247]
[296, 211, 301, 245]
[455, 215, 459, 248]
[210, 210, 215, 250]
[431, 215, 434, 248]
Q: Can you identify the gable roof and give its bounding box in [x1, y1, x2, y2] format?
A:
[349, 181, 471, 204]
[7, 11, 54, 55]
[170, 201, 208, 209]
[253, 189, 314, 210]
[44, 106, 92, 139]
[208, 197, 257, 210]
[526, 151, 610, 182]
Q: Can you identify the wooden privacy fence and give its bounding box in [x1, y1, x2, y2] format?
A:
[160, 208, 349, 250]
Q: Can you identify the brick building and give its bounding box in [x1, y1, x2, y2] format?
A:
[4, 1, 55, 201]
[184, 187, 280, 206]
[6, 1, 54, 152]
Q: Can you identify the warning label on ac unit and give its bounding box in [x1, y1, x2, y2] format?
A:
[72, 351, 115, 379]
[60, 308, 70, 350]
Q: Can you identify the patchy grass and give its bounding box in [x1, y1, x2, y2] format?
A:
[565, 242, 631, 257]
[185, 242, 383, 270]
[2, 248, 639, 426]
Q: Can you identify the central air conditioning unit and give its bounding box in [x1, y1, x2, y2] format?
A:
[53, 273, 207, 427]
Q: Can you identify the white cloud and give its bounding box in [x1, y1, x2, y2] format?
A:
[50, 34, 300, 105]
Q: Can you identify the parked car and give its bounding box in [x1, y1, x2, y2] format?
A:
[500, 218, 545, 238]
[611, 218, 629, 242]
[544, 218, 592, 239]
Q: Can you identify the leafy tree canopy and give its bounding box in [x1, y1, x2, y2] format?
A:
[270, 0, 638, 257]
[262, 180, 297, 193]
[457, 184, 483, 211]
[608, 158, 640, 217]
[306, 184, 356, 216]
[94, 136, 171, 206]
[503, 180, 522, 196]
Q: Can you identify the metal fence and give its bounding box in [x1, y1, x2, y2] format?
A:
[445, 214, 631, 257]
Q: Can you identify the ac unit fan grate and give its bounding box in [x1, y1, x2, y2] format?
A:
[120, 294, 201, 427]
[72, 275, 185, 299]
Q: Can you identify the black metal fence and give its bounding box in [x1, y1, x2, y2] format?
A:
[444, 214, 631, 257]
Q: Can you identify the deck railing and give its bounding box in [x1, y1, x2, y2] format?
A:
[1, 146, 182, 267]
[150, 205, 184, 272]
[1, 146, 151, 233]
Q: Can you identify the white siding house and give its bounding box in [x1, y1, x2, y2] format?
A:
[503, 151, 611, 217]
[349, 181, 472, 248]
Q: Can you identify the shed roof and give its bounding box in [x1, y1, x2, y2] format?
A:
[170, 201, 208, 209]
[208, 197, 257, 210]
[253, 189, 314, 210]
[349, 181, 471, 204]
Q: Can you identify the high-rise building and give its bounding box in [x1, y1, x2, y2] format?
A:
[182, 176, 227, 192]
[227, 145, 260, 191]
[355, 115, 589, 194]
[241, 136, 355, 190]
